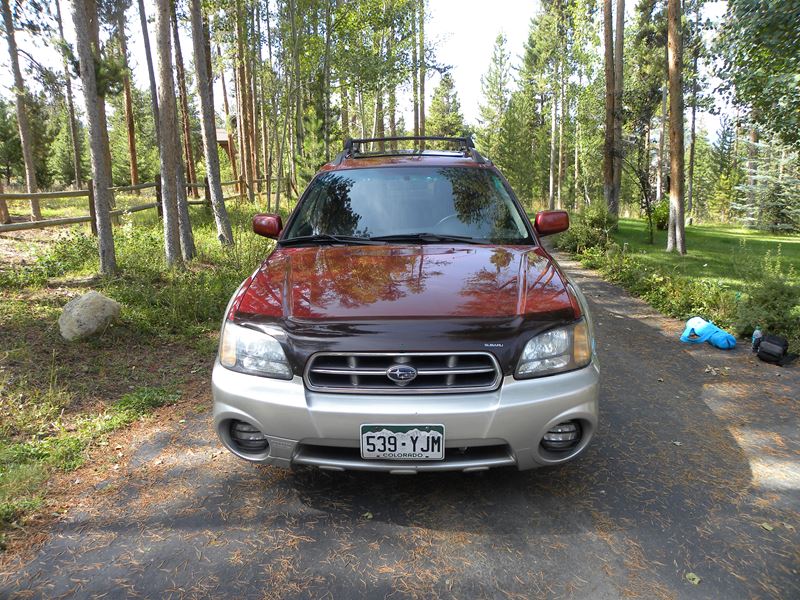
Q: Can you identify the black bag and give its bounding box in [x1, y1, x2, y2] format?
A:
[755, 334, 796, 366]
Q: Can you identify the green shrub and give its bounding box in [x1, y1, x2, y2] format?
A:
[0, 231, 98, 289]
[735, 249, 800, 348]
[575, 243, 739, 333]
[652, 200, 669, 231]
[5, 206, 274, 338]
[555, 203, 618, 253]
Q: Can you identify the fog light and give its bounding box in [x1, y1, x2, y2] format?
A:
[541, 421, 581, 452]
[230, 420, 269, 453]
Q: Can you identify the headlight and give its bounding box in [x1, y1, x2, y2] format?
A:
[516, 320, 592, 378]
[219, 322, 293, 379]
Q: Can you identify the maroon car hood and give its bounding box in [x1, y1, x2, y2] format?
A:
[234, 244, 574, 321]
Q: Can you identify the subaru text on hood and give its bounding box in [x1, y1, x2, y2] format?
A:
[212, 136, 599, 473]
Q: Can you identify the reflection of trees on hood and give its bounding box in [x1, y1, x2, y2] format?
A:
[312, 173, 366, 236]
[438, 168, 512, 231]
[490, 248, 513, 272]
[302, 248, 442, 313]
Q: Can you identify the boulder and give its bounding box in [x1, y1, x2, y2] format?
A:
[58, 291, 121, 341]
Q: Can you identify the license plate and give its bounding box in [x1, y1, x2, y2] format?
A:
[360, 424, 445, 460]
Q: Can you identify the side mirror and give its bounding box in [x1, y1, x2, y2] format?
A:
[534, 210, 569, 236]
[253, 213, 283, 239]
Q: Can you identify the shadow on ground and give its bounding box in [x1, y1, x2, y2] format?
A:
[1, 258, 798, 600]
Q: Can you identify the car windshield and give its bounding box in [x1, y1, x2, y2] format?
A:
[282, 167, 532, 244]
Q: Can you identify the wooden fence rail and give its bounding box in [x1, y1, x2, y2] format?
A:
[0, 177, 283, 235]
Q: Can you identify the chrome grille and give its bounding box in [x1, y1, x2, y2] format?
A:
[304, 352, 502, 394]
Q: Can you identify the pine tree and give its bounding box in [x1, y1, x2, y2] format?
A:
[733, 140, 800, 232]
[495, 92, 535, 205]
[47, 105, 88, 186]
[478, 33, 511, 160]
[426, 74, 467, 138]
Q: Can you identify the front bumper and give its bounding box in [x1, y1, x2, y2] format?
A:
[212, 359, 599, 473]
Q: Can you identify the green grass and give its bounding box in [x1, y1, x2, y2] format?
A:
[611, 218, 800, 291]
[3, 191, 292, 221]
[4, 192, 161, 220]
[554, 212, 800, 348]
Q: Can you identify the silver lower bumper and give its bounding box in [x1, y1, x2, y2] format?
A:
[212, 361, 600, 472]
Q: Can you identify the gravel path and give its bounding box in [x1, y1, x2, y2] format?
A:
[2, 252, 798, 599]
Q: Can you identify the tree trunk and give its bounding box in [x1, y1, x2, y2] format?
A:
[574, 95, 580, 210]
[612, 0, 624, 212]
[602, 0, 615, 214]
[219, 48, 239, 186]
[687, 83, 698, 221]
[548, 76, 557, 210]
[389, 86, 397, 149]
[235, 62, 251, 199]
[288, 0, 303, 154]
[386, 16, 397, 151]
[411, 2, 419, 138]
[84, 0, 114, 212]
[323, 0, 332, 161]
[175, 147, 196, 260]
[375, 91, 385, 150]
[154, 0, 184, 267]
[656, 83, 666, 202]
[275, 111, 288, 213]
[686, 5, 700, 220]
[255, 1, 269, 201]
[172, 7, 198, 198]
[118, 14, 139, 189]
[418, 0, 425, 148]
[235, 0, 255, 202]
[247, 46, 260, 195]
[748, 125, 758, 225]
[557, 58, 565, 210]
[189, 0, 232, 244]
[666, 0, 686, 254]
[245, 2, 259, 195]
[56, 0, 82, 188]
[264, 3, 275, 207]
[340, 79, 350, 140]
[137, 0, 160, 150]
[1, 0, 40, 220]
[70, 0, 116, 273]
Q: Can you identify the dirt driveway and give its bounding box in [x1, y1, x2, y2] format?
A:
[1, 254, 798, 599]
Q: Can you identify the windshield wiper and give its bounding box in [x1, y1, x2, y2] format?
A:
[368, 233, 490, 245]
[279, 234, 385, 246]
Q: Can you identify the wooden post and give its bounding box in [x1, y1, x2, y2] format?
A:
[203, 176, 211, 210]
[239, 175, 245, 204]
[155, 174, 163, 218]
[0, 181, 10, 224]
[87, 179, 98, 236]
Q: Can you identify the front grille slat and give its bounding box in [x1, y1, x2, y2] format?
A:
[305, 352, 502, 394]
[311, 368, 387, 375]
[416, 367, 496, 375]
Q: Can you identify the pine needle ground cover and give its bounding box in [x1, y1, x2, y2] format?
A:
[0, 204, 277, 545]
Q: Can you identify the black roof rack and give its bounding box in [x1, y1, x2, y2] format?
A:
[334, 136, 487, 165]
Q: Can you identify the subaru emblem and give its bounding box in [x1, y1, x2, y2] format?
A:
[386, 364, 418, 385]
